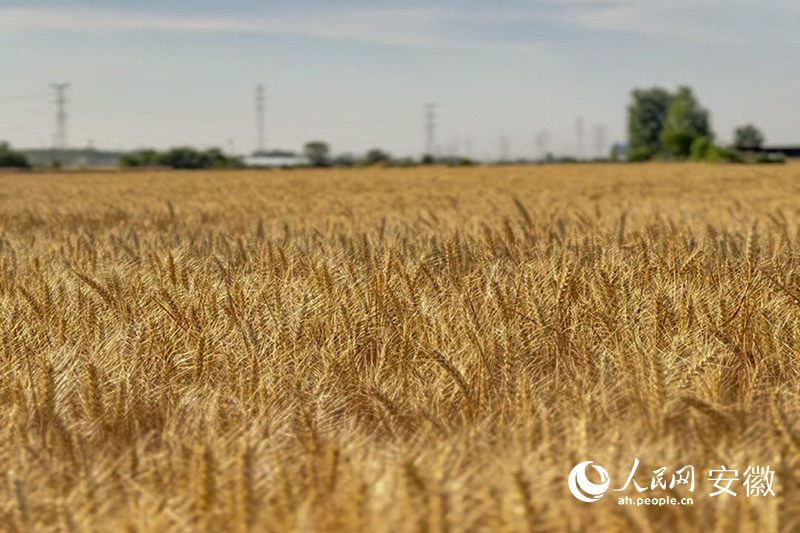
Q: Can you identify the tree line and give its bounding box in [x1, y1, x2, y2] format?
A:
[0, 142, 30, 169]
[0, 86, 786, 169]
[625, 85, 777, 163]
[299, 141, 472, 168]
[120, 147, 244, 169]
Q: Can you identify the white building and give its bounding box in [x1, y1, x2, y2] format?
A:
[242, 155, 309, 168]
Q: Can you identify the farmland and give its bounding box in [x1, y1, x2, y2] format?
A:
[1, 163, 800, 532]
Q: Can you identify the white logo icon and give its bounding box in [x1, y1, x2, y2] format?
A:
[569, 461, 610, 502]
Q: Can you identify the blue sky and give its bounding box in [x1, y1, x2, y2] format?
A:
[1, 0, 798, 158]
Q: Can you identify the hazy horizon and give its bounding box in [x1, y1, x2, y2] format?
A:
[1, 0, 798, 158]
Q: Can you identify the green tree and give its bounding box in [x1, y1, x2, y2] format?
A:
[120, 148, 160, 168]
[627, 87, 673, 161]
[0, 142, 30, 169]
[159, 147, 208, 169]
[363, 148, 392, 166]
[303, 141, 331, 167]
[120, 147, 241, 169]
[119, 153, 138, 168]
[733, 124, 765, 150]
[331, 154, 356, 167]
[660, 86, 713, 159]
[690, 136, 712, 161]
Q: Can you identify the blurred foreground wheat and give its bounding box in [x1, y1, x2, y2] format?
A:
[1, 164, 800, 532]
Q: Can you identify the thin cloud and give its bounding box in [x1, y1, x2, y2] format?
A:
[560, 0, 800, 46]
[0, 6, 544, 51]
[3, 2, 794, 51]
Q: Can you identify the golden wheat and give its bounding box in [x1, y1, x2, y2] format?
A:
[0, 163, 799, 532]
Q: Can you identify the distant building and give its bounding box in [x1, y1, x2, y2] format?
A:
[745, 145, 800, 159]
[610, 142, 629, 161]
[242, 154, 309, 168]
[23, 148, 122, 168]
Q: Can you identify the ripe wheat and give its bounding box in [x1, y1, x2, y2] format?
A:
[0, 163, 799, 531]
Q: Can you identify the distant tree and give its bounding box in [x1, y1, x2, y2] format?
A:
[447, 156, 475, 167]
[754, 152, 786, 164]
[138, 149, 160, 166]
[120, 149, 161, 168]
[201, 148, 241, 169]
[733, 124, 765, 150]
[331, 153, 357, 167]
[254, 149, 297, 158]
[120, 147, 241, 169]
[303, 141, 331, 167]
[690, 136, 712, 161]
[363, 148, 392, 166]
[627, 87, 673, 161]
[160, 147, 208, 169]
[119, 153, 138, 168]
[391, 157, 418, 167]
[660, 86, 713, 159]
[705, 144, 744, 164]
[0, 142, 30, 169]
[421, 154, 435, 165]
[434, 155, 475, 167]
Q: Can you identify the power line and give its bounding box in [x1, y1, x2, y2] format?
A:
[51, 82, 70, 150]
[424, 103, 436, 157]
[0, 92, 49, 104]
[256, 83, 265, 153]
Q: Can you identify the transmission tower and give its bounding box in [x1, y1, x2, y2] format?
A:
[500, 135, 509, 162]
[424, 103, 437, 158]
[535, 130, 550, 161]
[595, 125, 606, 159]
[52, 83, 70, 150]
[575, 116, 584, 160]
[256, 83, 266, 154]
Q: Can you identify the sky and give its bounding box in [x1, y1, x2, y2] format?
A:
[0, 0, 798, 159]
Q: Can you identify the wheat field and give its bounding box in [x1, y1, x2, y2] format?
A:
[1, 164, 800, 532]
